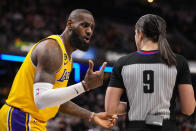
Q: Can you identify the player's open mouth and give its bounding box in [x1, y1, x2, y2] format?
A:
[84, 37, 90, 43]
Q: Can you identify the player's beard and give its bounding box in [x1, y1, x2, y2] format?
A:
[69, 29, 90, 51]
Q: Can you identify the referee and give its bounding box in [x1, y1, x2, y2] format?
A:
[105, 14, 196, 131]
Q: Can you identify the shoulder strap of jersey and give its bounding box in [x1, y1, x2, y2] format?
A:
[47, 35, 72, 62]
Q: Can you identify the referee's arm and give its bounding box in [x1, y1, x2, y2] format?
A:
[105, 57, 127, 115]
[105, 87, 127, 115]
[178, 84, 196, 115]
[177, 55, 196, 115]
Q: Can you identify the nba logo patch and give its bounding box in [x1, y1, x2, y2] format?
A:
[36, 88, 39, 95]
[64, 54, 67, 60]
[64, 54, 68, 65]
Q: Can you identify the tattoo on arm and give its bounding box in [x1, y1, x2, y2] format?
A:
[59, 101, 91, 119]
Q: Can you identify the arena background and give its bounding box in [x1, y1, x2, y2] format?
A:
[0, 0, 195, 130]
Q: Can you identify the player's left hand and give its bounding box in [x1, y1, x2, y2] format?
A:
[83, 60, 107, 90]
[92, 112, 118, 129]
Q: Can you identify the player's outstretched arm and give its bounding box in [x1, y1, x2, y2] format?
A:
[59, 101, 117, 129]
[32, 40, 108, 110]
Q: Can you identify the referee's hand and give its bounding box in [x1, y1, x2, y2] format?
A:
[83, 60, 107, 90]
[92, 112, 118, 129]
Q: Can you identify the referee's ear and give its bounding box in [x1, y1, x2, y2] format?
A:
[139, 30, 144, 41]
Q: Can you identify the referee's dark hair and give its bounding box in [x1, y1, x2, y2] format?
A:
[135, 14, 176, 66]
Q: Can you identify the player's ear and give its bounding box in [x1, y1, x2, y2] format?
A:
[67, 20, 72, 31]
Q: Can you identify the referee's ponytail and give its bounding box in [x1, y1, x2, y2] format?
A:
[135, 14, 176, 66]
[158, 31, 176, 66]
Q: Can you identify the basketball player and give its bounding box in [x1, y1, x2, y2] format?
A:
[105, 14, 196, 131]
[0, 9, 117, 130]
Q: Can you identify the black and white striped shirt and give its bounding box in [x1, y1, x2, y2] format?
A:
[109, 50, 191, 121]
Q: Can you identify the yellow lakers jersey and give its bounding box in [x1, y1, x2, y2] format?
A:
[6, 35, 72, 122]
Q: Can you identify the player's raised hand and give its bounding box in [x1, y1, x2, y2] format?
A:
[83, 60, 107, 90]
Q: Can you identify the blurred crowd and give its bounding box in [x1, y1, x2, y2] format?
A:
[0, 0, 196, 130]
[0, 0, 196, 60]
